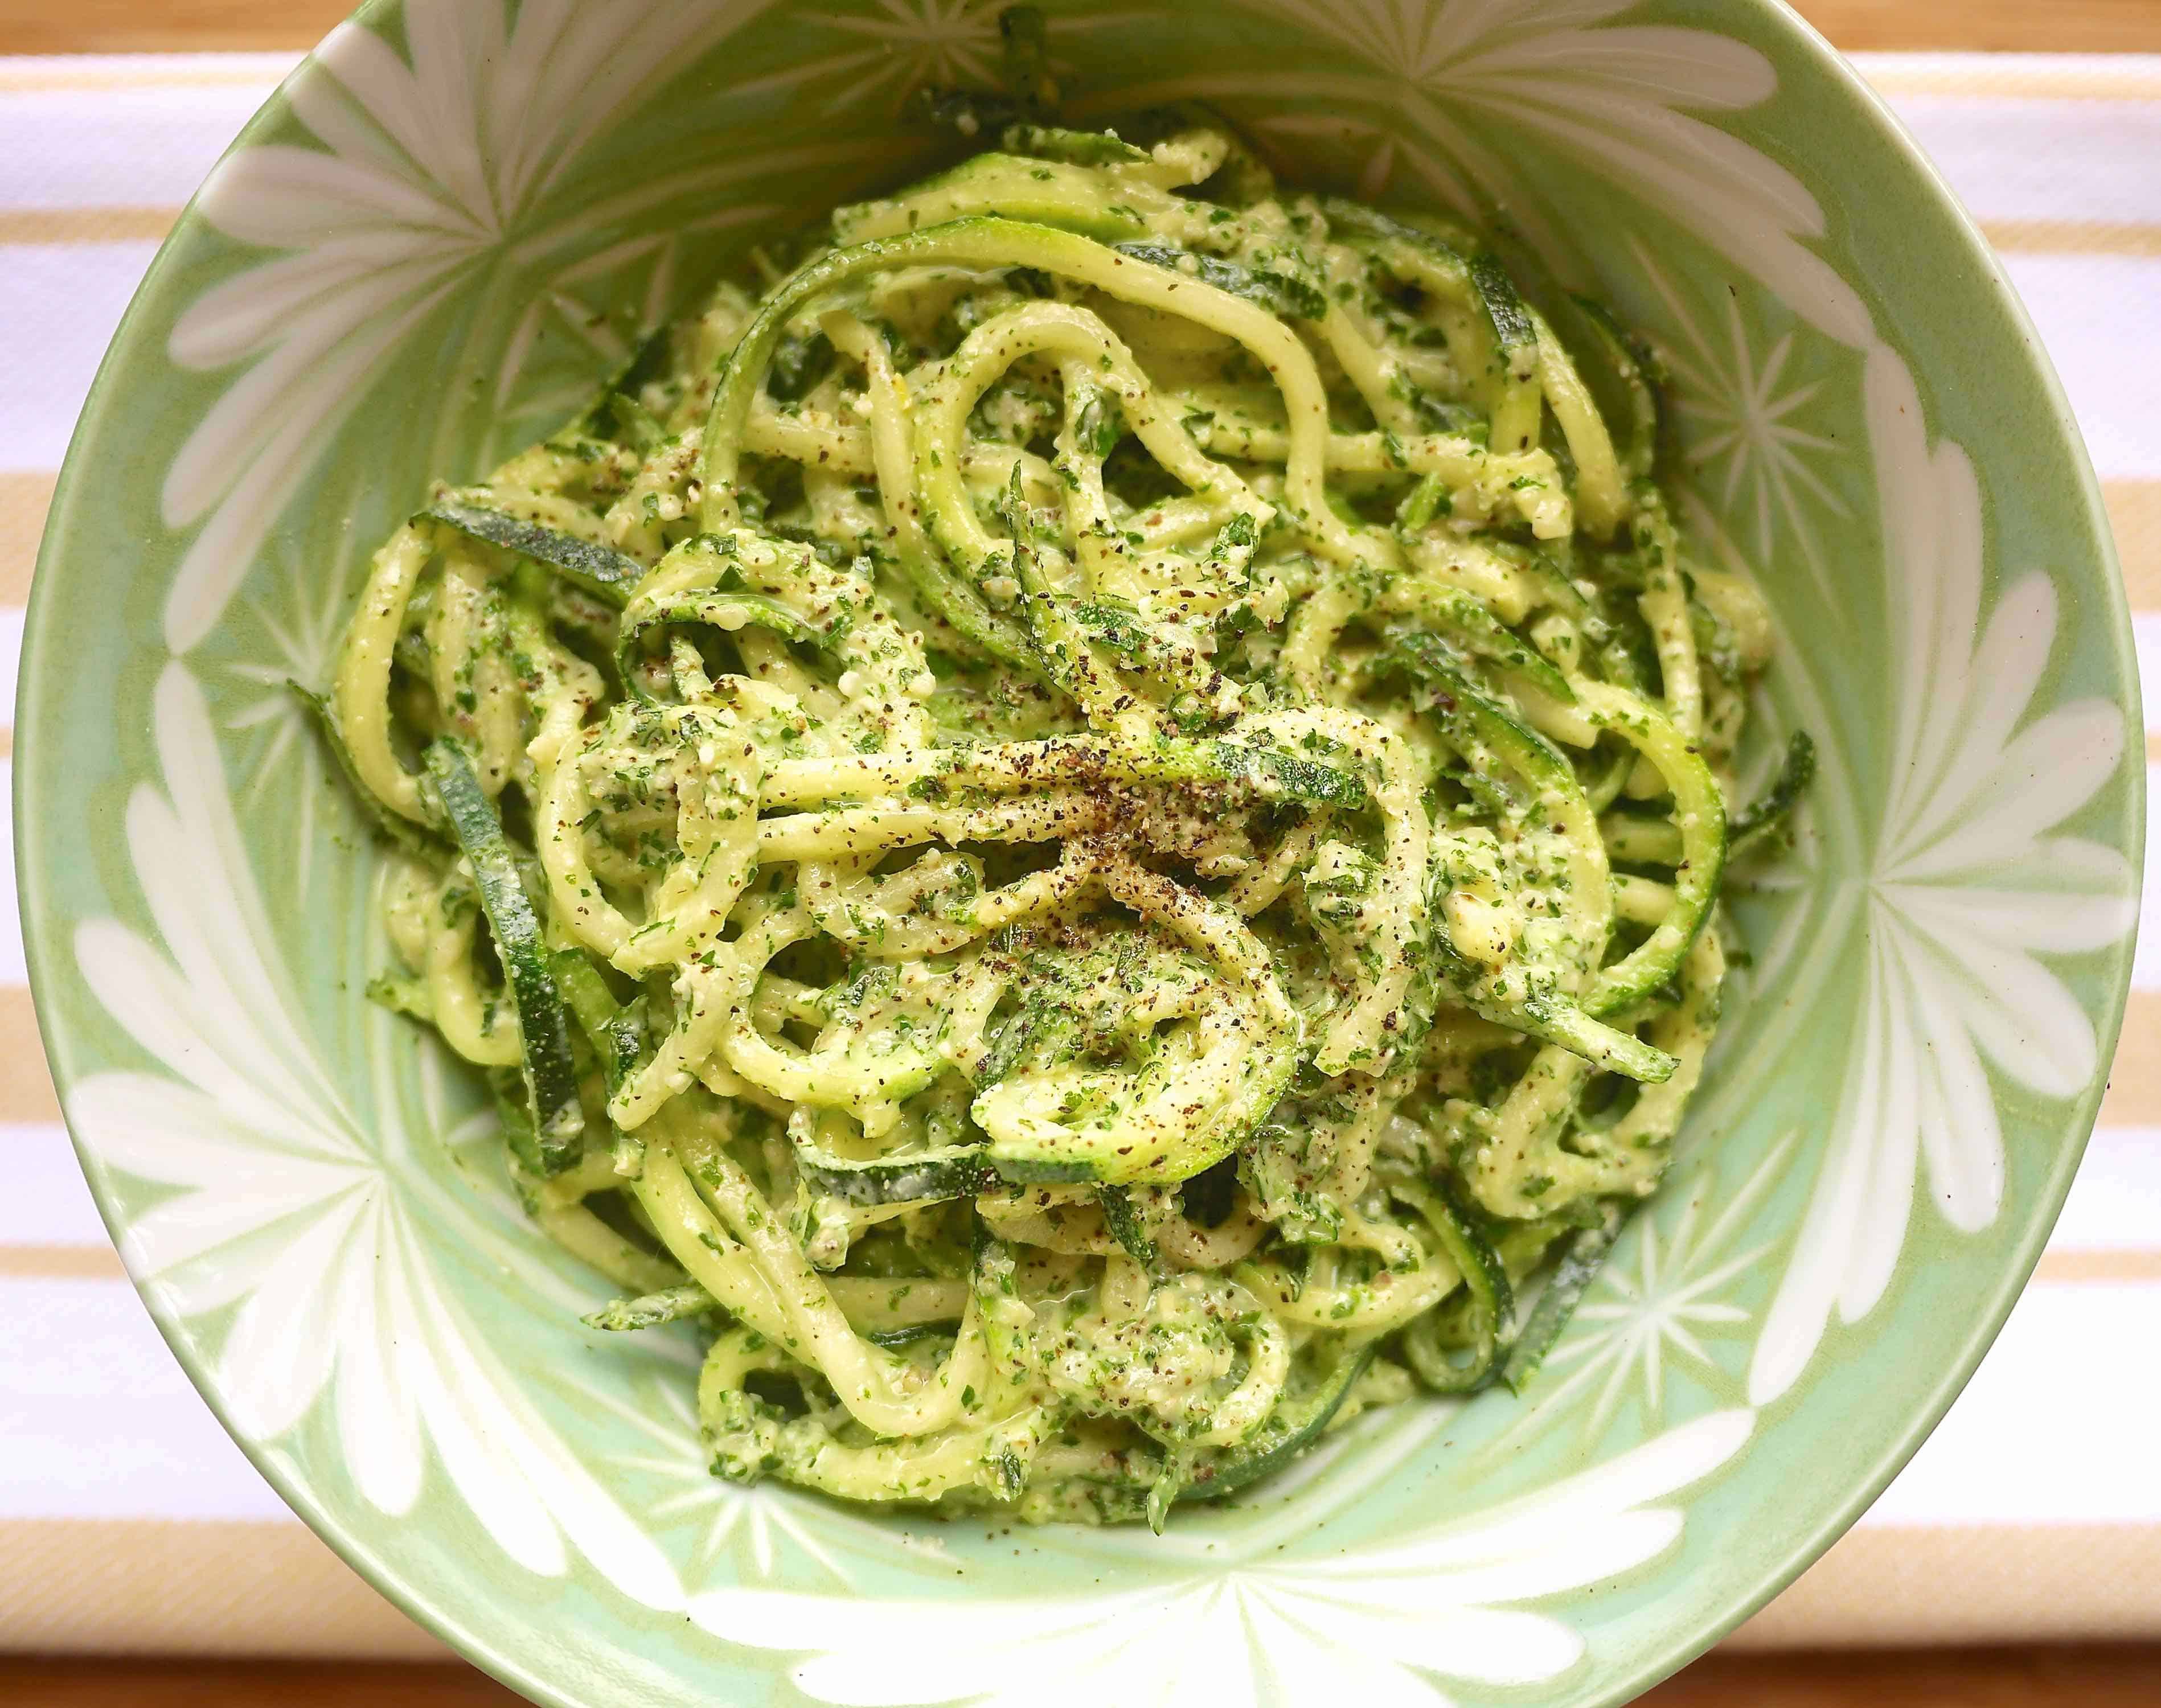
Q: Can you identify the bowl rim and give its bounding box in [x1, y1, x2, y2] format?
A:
[1601, 0, 2144, 1697]
[8, 25, 535, 1686]
[11, 2, 2142, 1703]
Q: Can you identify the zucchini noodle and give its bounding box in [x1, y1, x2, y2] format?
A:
[317, 80, 1799, 1528]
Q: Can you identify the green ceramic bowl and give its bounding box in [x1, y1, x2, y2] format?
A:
[16, 2, 2142, 1704]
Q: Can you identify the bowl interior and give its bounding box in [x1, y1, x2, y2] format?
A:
[17, 3, 2141, 1706]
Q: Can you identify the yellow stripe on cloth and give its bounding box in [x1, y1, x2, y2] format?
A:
[0, 58, 300, 92]
[0, 1519, 445, 1658]
[2101, 992, 2161, 1129]
[0, 207, 177, 246]
[1983, 220, 2161, 258]
[2107, 480, 2161, 606]
[2035, 1250, 2161, 1284]
[1859, 63, 2161, 103]
[0, 1245, 123, 1279]
[1730, 1522, 2161, 1647]
[0, 993, 62, 1125]
[2, 471, 55, 606]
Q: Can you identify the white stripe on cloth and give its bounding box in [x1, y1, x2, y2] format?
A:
[0, 78, 289, 210]
[1854, 51, 2161, 86]
[1863, 1281, 2161, 1526]
[2001, 257, 2161, 481]
[0, 1278, 291, 1522]
[1, 1124, 109, 1246]
[0, 243, 160, 473]
[2056, 1127, 2161, 1251]
[1886, 97, 2161, 225]
[0, 53, 299, 85]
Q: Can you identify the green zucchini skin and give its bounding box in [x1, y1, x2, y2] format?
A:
[1030, 1336, 1379, 1525]
[983, 1152, 1101, 1187]
[1396, 1178, 1516, 1394]
[698, 217, 1193, 518]
[1111, 242, 1327, 321]
[1003, 124, 1152, 167]
[1180, 1340, 1377, 1502]
[290, 683, 444, 857]
[616, 583, 830, 701]
[1467, 252, 1538, 369]
[1729, 730, 1817, 861]
[867, 1321, 961, 1349]
[1317, 197, 1541, 449]
[1191, 737, 1370, 810]
[1574, 683, 1727, 1019]
[568, 325, 674, 441]
[916, 726, 1373, 819]
[1096, 1185, 1161, 1271]
[1565, 294, 1663, 482]
[998, 469, 1121, 717]
[551, 949, 649, 1178]
[1522, 990, 1677, 1085]
[422, 499, 645, 607]
[426, 740, 586, 1168]
[1382, 629, 1579, 795]
[978, 1040, 1299, 1189]
[1503, 1207, 1623, 1394]
[551, 950, 643, 1097]
[898, 548, 1043, 672]
[616, 533, 847, 667]
[1400, 587, 1576, 703]
[794, 1140, 1000, 1206]
[1380, 630, 1680, 1084]
[1313, 196, 1458, 256]
[584, 1282, 715, 1333]
[1605, 729, 1814, 870]
[834, 155, 1150, 247]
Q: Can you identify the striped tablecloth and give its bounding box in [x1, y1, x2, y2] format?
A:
[3, 50, 2158, 1658]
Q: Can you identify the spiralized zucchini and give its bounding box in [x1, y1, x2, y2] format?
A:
[319, 88, 1799, 1528]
